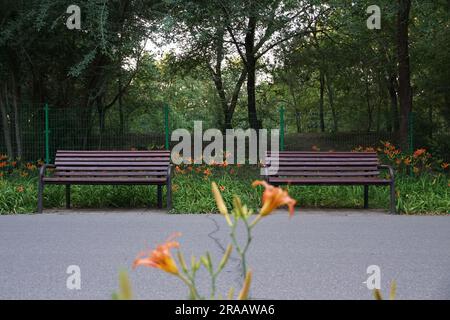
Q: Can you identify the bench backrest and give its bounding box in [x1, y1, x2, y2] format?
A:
[53, 150, 171, 178]
[265, 151, 380, 178]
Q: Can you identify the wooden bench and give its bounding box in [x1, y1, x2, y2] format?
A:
[263, 151, 396, 213]
[37, 150, 172, 213]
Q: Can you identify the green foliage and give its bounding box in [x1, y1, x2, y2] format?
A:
[172, 168, 449, 215]
[0, 167, 448, 215]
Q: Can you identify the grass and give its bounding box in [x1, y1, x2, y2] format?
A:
[0, 165, 449, 215]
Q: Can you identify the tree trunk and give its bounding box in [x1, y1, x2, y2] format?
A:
[245, 15, 259, 129]
[387, 75, 400, 132]
[0, 85, 14, 158]
[228, 69, 247, 128]
[442, 90, 450, 129]
[428, 104, 433, 139]
[118, 74, 125, 143]
[210, 64, 246, 132]
[97, 97, 105, 149]
[209, 24, 246, 131]
[325, 73, 338, 132]
[290, 89, 301, 133]
[365, 76, 373, 132]
[11, 74, 22, 159]
[319, 71, 325, 132]
[397, 0, 413, 150]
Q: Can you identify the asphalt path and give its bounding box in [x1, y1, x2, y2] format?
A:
[0, 209, 449, 300]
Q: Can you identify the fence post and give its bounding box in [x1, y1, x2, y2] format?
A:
[44, 103, 50, 164]
[279, 106, 285, 151]
[164, 104, 170, 150]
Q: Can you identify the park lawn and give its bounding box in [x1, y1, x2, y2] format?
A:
[0, 166, 448, 215]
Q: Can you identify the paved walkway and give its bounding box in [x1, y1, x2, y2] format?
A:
[0, 209, 449, 299]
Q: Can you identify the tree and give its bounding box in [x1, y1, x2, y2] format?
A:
[217, 0, 329, 129]
[396, 0, 413, 149]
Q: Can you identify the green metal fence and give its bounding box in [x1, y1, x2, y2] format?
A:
[2, 103, 448, 162]
[0, 104, 167, 162]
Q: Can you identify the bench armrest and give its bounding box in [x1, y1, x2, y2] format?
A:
[39, 164, 55, 180]
[378, 164, 395, 182]
[167, 164, 173, 179]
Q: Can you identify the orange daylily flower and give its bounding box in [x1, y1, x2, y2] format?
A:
[441, 163, 449, 170]
[252, 180, 297, 217]
[413, 149, 426, 158]
[219, 185, 225, 192]
[0, 162, 6, 168]
[175, 166, 185, 174]
[133, 233, 181, 275]
[26, 163, 37, 170]
[404, 158, 412, 165]
[211, 182, 232, 226]
[203, 168, 212, 176]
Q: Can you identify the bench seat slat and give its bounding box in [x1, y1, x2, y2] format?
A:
[269, 171, 380, 177]
[271, 161, 379, 166]
[56, 166, 169, 171]
[267, 166, 378, 171]
[43, 177, 166, 184]
[267, 157, 378, 162]
[54, 171, 167, 177]
[56, 153, 169, 157]
[267, 152, 376, 157]
[267, 177, 390, 185]
[55, 161, 170, 166]
[57, 150, 170, 153]
[56, 157, 169, 162]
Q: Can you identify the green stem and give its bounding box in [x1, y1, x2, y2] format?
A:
[229, 215, 253, 278]
[210, 273, 217, 299]
[178, 273, 201, 300]
[250, 213, 263, 228]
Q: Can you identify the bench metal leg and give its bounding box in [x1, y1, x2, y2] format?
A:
[37, 180, 44, 213]
[66, 185, 71, 209]
[157, 185, 163, 209]
[390, 181, 396, 214]
[363, 185, 369, 209]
